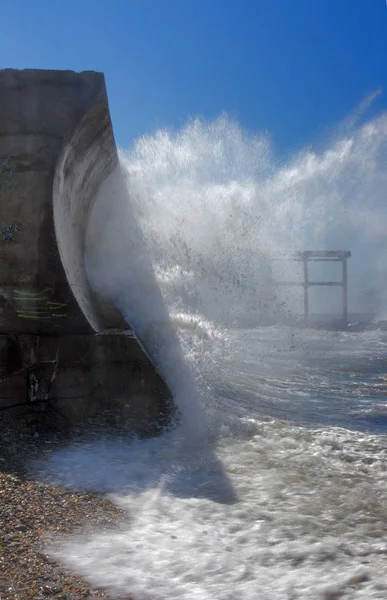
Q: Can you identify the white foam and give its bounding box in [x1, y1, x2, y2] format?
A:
[45, 420, 387, 599]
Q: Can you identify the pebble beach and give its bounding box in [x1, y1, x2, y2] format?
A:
[0, 414, 128, 600]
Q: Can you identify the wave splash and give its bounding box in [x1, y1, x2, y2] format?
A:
[37, 112, 387, 599]
[118, 114, 387, 322]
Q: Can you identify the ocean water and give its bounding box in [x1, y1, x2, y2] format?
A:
[37, 115, 387, 599]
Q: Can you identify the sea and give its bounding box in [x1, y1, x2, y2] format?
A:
[36, 115, 387, 599]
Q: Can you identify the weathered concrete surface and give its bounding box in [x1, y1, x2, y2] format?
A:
[0, 332, 171, 434]
[0, 69, 172, 433]
[0, 69, 122, 333]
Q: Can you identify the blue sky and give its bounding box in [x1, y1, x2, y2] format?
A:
[1, 0, 387, 155]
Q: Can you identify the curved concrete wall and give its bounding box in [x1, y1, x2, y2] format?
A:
[53, 88, 124, 331]
[0, 69, 172, 433]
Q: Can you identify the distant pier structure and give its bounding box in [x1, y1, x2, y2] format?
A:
[278, 251, 351, 324]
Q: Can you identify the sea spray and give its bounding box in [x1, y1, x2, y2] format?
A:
[85, 165, 207, 444]
[38, 113, 387, 599]
[116, 115, 387, 320]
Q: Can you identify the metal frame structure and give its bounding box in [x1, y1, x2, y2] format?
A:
[277, 251, 351, 323]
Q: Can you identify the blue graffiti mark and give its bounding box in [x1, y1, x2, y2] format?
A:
[0, 156, 16, 194]
[0, 157, 9, 172]
[1, 223, 20, 242]
[0, 167, 15, 193]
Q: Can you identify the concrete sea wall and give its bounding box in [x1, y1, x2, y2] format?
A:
[0, 69, 172, 434]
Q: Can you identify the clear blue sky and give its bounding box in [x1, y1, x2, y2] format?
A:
[1, 0, 387, 155]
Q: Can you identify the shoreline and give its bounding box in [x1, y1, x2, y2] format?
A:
[0, 414, 129, 600]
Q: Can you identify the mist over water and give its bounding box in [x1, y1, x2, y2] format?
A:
[39, 114, 387, 598]
[109, 114, 387, 321]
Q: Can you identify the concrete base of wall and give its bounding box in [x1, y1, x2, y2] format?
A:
[0, 332, 173, 436]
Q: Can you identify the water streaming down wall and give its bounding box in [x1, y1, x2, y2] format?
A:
[0, 69, 172, 434]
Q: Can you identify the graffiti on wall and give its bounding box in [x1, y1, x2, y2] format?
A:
[1, 157, 19, 244]
[1, 223, 20, 242]
[13, 289, 68, 321]
[0, 157, 16, 194]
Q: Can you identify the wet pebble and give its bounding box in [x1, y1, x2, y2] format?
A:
[42, 581, 63, 595]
